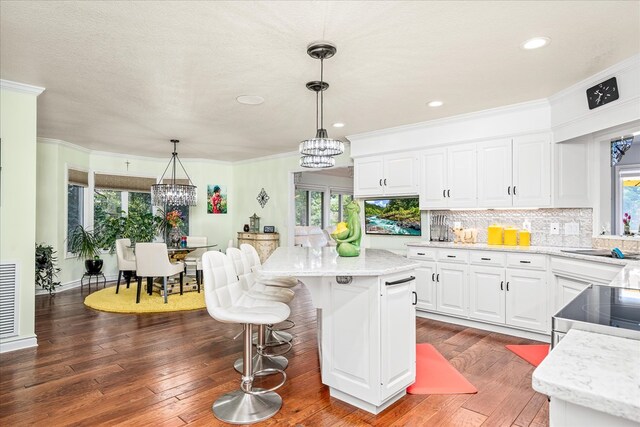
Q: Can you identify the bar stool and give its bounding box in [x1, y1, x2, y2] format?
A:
[227, 247, 294, 373]
[202, 251, 289, 424]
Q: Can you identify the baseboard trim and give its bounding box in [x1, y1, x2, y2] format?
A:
[36, 274, 118, 296]
[416, 310, 550, 343]
[0, 335, 38, 353]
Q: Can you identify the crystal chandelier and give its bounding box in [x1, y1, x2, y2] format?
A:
[151, 139, 197, 206]
[300, 42, 344, 168]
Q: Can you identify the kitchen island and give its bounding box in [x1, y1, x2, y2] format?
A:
[261, 247, 420, 414]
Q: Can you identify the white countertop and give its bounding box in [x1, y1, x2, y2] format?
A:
[532, 329, 640, 423]
[261, 247, 419, 277]
[406, 241, 631, 266]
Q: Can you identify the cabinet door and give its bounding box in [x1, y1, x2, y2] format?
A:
[384, 152, 418, 196]
[554, 275, 590, 313]
[447, 144, 477, 208]
[436, 263, 468, 317]
[354, 156, 384, 197]
[414, 261, 436, 311]
[512, 135, 551, 207]
[469, 266, 505, 324]
[553, 140, 590, 208]
[380, 274, 416, 401]
[477, 139, 513, 208]
[505, 269, 547, 332]
[419, 148, 447, 209]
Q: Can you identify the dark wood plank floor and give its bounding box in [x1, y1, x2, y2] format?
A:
[1, 283, 548, 426]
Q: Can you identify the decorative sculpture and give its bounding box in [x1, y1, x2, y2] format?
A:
[451, 227, 478, 244]
[331, 200, 362, 257]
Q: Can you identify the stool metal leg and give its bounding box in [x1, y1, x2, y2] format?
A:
[235, 324, 288, 374]
[213, 324, 283, 424]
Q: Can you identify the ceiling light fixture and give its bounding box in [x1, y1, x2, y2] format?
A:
[428, 100, 444, 107]
[333, 122, 345, 128]
[300, 41, 344, 168]
[521, 37, 551, 50]
[236, 95, 264, 105]
[151, 139, 197, 206]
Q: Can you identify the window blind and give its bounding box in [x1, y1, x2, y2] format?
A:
[68, 169, 88, 187]
[94, 173, 156, 193]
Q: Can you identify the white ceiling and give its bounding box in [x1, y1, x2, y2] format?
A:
[1, 1, 639, 161]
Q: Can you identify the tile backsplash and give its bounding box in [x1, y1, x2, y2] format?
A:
[430, 208, 593, 247]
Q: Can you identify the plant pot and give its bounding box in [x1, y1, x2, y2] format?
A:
[85, 259, 103, 274]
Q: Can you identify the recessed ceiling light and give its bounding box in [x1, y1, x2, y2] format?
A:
[521, 37, 551, 50]
[236, 95, 264, 105]
[333, 122, 345, 128]
[428, 101, 443, 107]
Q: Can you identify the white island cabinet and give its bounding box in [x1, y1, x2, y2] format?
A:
[261, 247, 419, 414]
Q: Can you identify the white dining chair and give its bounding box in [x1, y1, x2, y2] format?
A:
[135, 243, 184, 303]
[115, 238, 136, 294]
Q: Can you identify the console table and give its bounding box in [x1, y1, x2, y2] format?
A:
[237, 232, 279, 263]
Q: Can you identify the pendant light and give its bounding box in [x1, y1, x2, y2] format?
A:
[151, 139, 197, 206]
[300, 42, 344, 168]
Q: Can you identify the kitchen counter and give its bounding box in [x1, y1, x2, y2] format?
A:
[261, 247, 418, 415]
[406, 241, 631, 266]
[532, 329, 640, 424]
[261, 246, 420, 277]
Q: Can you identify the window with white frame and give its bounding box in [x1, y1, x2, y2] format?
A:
[67, 168, 88, 252]
[616, 166, 640, 234]
[330, 192, 353, 224]
[295, 187, 324, 227]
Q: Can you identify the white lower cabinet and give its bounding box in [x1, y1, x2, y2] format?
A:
[414, 261, 436, 311]
[436, 262, 468, 317]
[505, 269, 547, 332]
[554, 276, 590, 312]
[469, 265, 506, 323]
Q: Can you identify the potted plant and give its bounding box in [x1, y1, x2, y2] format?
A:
[35, 243, 61, 295]
[68, 225, 103, 274]
[623, 212, 632, 235]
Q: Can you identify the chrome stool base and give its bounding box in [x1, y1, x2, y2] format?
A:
[234, 353, 288, 374]
[212, 389, 282, 424]
[253, 329, 293, 347]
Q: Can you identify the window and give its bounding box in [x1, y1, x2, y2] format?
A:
[295, 188, 324, 227]
[330, 193, 354, 224]
[617, 168, 640, 233]
[67, 184, 84, 252]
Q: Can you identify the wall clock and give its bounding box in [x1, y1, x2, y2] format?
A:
[586, 76, 619, 110]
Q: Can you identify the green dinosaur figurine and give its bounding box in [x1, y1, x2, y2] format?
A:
[335, 200, 362, 257]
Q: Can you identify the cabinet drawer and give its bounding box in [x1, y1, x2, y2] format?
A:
[470, 251, 506, 267]
[238, 233, 254, 240]
[436, 249, 469, 264]
[506, 253, 546, 270]
[407, 247, 436, 261]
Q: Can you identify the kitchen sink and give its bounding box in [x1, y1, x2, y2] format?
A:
[561, 249, 640, 260]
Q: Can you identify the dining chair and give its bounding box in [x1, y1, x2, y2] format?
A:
[185, 236, 207, 289]
[115, 238, 136, 294]
[135, 243, 184, 303]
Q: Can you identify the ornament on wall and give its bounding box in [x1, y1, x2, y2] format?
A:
[257, 188, 270, 208]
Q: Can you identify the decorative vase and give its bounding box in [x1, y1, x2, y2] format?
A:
[243, 224, 250, 232]
[624, 224, 631, 235]
[169, 225, 182, 247]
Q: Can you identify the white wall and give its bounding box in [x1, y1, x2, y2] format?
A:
[0, 82, 44, 352]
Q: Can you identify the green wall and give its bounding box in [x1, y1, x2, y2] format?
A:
[0, 88, 39, 350]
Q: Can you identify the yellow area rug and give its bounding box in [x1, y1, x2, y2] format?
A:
[84, 282, 205, 314]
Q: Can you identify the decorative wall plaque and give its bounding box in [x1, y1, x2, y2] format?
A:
[257, 188, 269, 208]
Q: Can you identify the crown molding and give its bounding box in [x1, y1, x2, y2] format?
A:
[38, 137, 92, 154]
[0, 79, 45, 96]
[347, 98, 549, 142]
[233, 149, 300, 165]
[548, 53, 640, 102]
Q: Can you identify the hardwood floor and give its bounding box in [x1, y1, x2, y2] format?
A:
[1, 283, 549, 426]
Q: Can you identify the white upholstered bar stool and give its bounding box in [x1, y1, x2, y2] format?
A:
[135, 243, 184, 304]
[227, 247, 294, 372]
[202, 250, 289, 424]
[115, 238, 136, 294]
[239, 244, 297, 345]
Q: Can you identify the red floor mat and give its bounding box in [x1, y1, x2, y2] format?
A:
[506, 344, 550, 367]
[407, 343, 477, 395]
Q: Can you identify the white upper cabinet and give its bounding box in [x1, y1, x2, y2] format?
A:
[512, 134, 551, 207]
[354, 153, 418, 197]
[476, 134, 551, 208]
[477, 139, 512, 208]
[419, 144, 476, 209]
[553, 139, 590, 207]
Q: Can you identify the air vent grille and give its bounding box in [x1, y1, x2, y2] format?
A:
[0, 263, 18, 339]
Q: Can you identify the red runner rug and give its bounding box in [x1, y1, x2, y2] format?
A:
[407, 343, 477, 395]
[506, 344, 550, 367]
